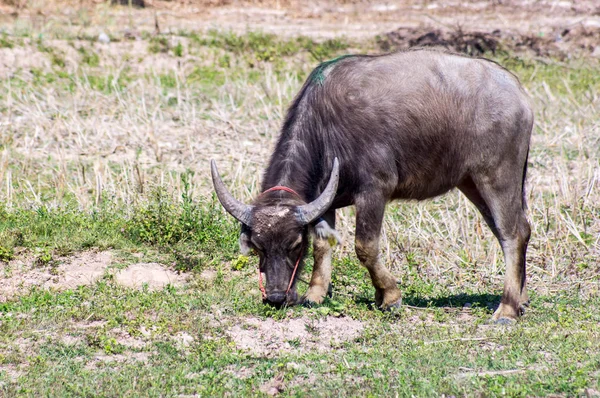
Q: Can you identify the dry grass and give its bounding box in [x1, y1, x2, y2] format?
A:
[0, 18, 598, 302]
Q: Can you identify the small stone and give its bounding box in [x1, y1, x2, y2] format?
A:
[286, 362, 303, 371]
[174, 332, 194, 347]
[98, 32, 110, 44]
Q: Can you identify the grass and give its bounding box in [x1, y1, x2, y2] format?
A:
[0, 14, 599, 397]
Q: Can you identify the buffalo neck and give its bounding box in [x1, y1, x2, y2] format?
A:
[261, 78, 340, 205]
[261, 146, 321, 203]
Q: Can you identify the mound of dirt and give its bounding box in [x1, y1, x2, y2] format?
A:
[379, 27, 501, 56]
[227, 316, 364, 357]
[0, 252, 188, 301]
[0, 251, 112, 301]
[114, 262, 188, 290]
[378, 24, 600, 58]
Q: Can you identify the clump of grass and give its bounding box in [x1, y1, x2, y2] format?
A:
[148, 36, 169, 54]
[125, 185, 239, 268]
[36, 38, 66, 67]
[173, 42, 184, 57]
[34, 248, 54, 267]
[86, 328, 125, 355]
[77, 46, 100, 67]
[186, 65, 225, 86]
[0, 190, 238, 270]
[0, 245, 14, 262]
[0, 33, 14, 48]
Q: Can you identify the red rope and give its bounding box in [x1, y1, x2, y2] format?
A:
[262, 185, 301, 197]
[257, 185, 304, 302]
[286, 243, 304, 296]
[258, 268, 267, 300]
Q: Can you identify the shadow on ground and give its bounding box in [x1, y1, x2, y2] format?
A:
[352, 292, 501, 311]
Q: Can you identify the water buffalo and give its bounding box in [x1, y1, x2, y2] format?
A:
[211, 48, 533, 323]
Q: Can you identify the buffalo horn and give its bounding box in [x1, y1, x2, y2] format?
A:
[297, 158, 340, 224]
[210, 160, 254, 226]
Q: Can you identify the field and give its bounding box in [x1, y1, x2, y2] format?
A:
[0, 1, 599, 396]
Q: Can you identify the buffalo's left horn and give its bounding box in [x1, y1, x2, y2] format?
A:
[297, 157, 340, 224]
[210, 160, 254, 226]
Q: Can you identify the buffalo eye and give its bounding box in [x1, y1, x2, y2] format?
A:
[249, 238, 264, 255]
[289, 235, 303, 251]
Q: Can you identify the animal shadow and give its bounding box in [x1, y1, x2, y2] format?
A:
[402, 292, 501, 311]
[353, 292, 500, 312]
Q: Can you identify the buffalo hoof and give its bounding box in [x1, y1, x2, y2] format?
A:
[302, 283, 333, 307]
[492, 302, 523, 322]
[380, 298, 403, 313]
[301, 293, 325, 307]
[302, 299, 317, 308]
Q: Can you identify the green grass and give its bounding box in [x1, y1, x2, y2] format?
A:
[187, 30, 351, 63]
[0, 33, 14, 48]
[0, 190, 599, 396]
[0, 191, 239, 269]
[0, 269, 598, 396]
[77, 45, 100, 67]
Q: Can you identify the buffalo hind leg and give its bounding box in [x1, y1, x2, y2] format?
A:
[303, 210, 336, 305]
[355, 194, 402, 310]
[461, 175, 530, 322]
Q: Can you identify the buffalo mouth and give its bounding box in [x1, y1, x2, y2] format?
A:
[263, 290, 298, 308]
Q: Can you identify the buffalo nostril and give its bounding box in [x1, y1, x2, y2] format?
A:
[265, 292, 287, 306]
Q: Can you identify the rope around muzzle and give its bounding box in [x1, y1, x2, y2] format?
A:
[257, 185, 305, 302]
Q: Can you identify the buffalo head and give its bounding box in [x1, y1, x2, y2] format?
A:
[210, 159, 339, 306]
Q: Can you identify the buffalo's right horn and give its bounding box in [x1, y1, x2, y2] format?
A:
[210, 160, 254, 226]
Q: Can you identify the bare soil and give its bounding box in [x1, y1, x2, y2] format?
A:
[114, 262, 189, 290]
[0, 251, 188, 301]
[0, 251, 112, 301]
[1, 0, 598, 57]
[378, 23, 600, 58]
[226, 315, 364, 356]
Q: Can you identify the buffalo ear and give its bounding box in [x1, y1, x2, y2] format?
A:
[239, 227, 252, 255]
[312, 219, 342, 246]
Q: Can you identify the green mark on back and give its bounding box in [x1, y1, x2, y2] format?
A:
[310, 54, 355, 85]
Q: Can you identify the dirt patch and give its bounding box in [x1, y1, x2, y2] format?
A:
[0, 251, 112, 302]
[0, 252, 189, 301]
[0, 44, 51, 78]
[74, 320, 109, 330]
[223, 364, 255, 380]
[110, 328, 148, 349]
[260, 372, 285, 396]
[0, 364, 24, 383]
[84, 351, 151, 369]
[226, 316, 364, 357]
[172, 331, 194, 348]
[114, 262, 188, 290]
[60, 334, 84, 345]
[378, 23, 600, 58]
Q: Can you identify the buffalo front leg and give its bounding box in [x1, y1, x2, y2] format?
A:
[303, 210, 336, 305]
[355, 194, 402, 310]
